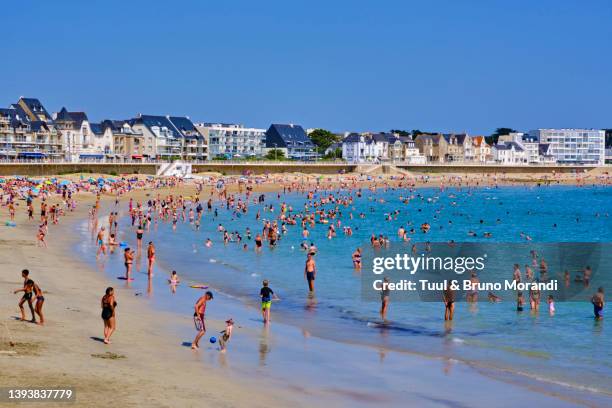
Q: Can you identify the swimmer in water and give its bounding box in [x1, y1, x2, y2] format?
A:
[352, 248, 362, 270]
[516, 291, 525, 312]
[547, 295, 555, 315]
[592, 287, 604, 320]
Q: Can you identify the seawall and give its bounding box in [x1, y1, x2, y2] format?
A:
[0, 162, 606, 177]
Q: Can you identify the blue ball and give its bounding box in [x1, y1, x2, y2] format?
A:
[209, 336, 217, 344]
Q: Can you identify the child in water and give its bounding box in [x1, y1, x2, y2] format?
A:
[169, 270, 180, 284]
[218, 318, 234, 352]
[547, 295, 555, 315]
[516, 292, 525, 312]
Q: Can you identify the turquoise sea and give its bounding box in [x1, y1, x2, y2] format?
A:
[78, 185, 612, 397]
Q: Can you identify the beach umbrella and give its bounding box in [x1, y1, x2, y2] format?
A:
[60, 180, 71, 186]
[44, 180, 52, 185]
[0, 178, 5, 183]
[31, 188, 40, 195]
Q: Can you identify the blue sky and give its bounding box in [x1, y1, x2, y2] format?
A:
[2, 0, 611, 134]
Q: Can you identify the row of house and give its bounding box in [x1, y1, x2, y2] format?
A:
[0, 97, 319, 161]
[341, 130, 606, 165]
[1, 97, 606, 164]
[341, 132, 426, 164]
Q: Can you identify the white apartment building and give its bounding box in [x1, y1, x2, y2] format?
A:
[53, 108, 101, 161]
[195, 123, 265, 158]
[529, 129, 605, 165]
[0, 106, 63, 159]
[492, 142, 527, 164]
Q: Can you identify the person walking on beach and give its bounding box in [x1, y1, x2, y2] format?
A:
[147, 241, 156, 276]
[101, 287, 117, 344]
[192, 291, 213, 349]
[260, 280, 278, 323]
[96, 227, 107, 257]
[13, 269, 36, 323]
[33, 281, 45, 325]
[305, 253, 316, 292]
[592, 287, 605, 320]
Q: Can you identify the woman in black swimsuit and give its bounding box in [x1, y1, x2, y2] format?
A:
[136, 225, 144, 250]
[101, 287, 117, 344]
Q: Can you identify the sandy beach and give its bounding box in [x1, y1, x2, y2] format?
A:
[0, 186, 313, 407]
[0, 170, 610, 408]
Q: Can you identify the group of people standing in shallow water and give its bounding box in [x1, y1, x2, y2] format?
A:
[5, 173, 608, 353]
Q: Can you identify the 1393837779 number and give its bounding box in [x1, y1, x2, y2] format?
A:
[1, 388, 75, 402]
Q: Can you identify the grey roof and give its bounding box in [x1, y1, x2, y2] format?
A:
[135, 115, 182, 138]
[30, 121, 49, 132]
[443, 133, 469, 145]
[68, 112, 88, 128]
[0, 107, 18, 119]
[539, 143, 551, 155]
[495, 141, 524, 151]
[266, 123, 314, 148]
[0, 107, 29, 129]
[54, 108, 88, 128]
[90, 122, 104, 135]
[55, 107, 72, 121]
[372, 133, 395, 143]
[415, 134, 443, 145]
[343, 133, 361, 143]
[168, 116, 201, 140]
[19, 97, 51, 120]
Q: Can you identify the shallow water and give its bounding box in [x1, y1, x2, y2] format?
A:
[78, 185, 612, 396]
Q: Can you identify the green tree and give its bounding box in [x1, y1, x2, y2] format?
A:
[308, 128, 339, 154]
[265, 149, 286, 160]
[323, 147, 342, 160]
[486, 127, 517, 145]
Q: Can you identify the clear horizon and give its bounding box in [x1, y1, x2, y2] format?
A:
[3, 0, 611, 135]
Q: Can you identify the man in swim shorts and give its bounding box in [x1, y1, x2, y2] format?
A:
[192, 291, 213, 349]
[305, 253, 316, 292]
[13, 269, 36, 322]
